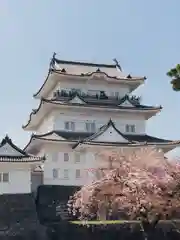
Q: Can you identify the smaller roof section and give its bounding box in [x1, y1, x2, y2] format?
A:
[0, 135, 45, 162]
[51, 53, 122, 77]
[23, 119, 180, 154]
[52, 92, 161, 110]
[33, 53, 146, 99]
[80, 119, 131, 144]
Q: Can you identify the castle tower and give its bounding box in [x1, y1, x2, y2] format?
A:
[23, 53, 180, 186]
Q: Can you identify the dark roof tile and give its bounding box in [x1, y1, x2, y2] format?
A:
[50, 93, 159, 110]
[53, 58, 116, 69]
[38, 130, 172, 144]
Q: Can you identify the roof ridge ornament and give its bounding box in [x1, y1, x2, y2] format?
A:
[96, 68, 101, 72]
[119, 94, 129, 103]
[5, 134, 10, 140]
[1, 135, 11, 146]
[108, 118, 114, 125]
[113, 58, 122, 72]
[61, 68, 66, 73]
[50, 52, 57, 69]
[127, 74, 132, 79]
[68, 92, 87, 104]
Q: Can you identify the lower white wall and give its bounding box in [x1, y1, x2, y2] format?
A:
[43, 152, 96, 186]
[43, 143, 98, 186]
[0, 169, 31, 195]
[41, 143, 168, 187]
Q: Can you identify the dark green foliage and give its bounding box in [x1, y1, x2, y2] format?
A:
[167, 64, 180, 91]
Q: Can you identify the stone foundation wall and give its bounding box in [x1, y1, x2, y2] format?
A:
[0, 186, 178, 240]
[0, 193, 47, 239]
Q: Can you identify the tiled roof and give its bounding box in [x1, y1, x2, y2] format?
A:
[23, 94, 161, 130]
[24, 120, 179, 153]
[54, 131, 92, 140]
[0, 135, 45, 162]
[51, 54, 136, 78]
[31, 126, 175, 144]
[33, 53, 146, 98]
[70, 120, 177, 149]
[50, 93, 161, 110]
[53, 57, 117, 68]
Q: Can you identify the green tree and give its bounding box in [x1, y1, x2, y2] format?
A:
[167, 64, 180, 91]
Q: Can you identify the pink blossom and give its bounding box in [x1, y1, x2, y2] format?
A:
[68, 147, 180, 222]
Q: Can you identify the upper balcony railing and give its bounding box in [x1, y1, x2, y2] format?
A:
[53, 89, 141, 105]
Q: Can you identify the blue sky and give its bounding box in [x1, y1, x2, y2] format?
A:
[0, 0, 179, 156]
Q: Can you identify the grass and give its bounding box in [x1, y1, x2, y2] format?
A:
[70, 220, 139, 225]
[70, 219, 180, 225]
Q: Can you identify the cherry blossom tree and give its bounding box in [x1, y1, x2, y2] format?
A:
[67, 147, 180, 231]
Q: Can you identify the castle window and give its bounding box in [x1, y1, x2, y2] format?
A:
[64, 153, 69, 162]
[74, 153, 81, 163]
[0, 173, 9, 182]
[52, 169, 58, 179]
[75, 169, 81, 179]
[64, 121, 75, 131]
[125, 124, 135, 133]
[63, 169, 69, 179]
[85, 122, 96, 132]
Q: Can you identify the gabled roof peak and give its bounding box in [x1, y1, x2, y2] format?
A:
[118, 94, 141, 107]
[68, 94, 87, 104]
[127, 74, 132, 79]
[82, 119, 131, 143]
[104, 119, 122, 131]
[0, 135, 45, 163]
[1, 135, 12, 146]
[0, 135, 29, 156]
[107, 118, 114, 126]
[61, 68, 66, 73]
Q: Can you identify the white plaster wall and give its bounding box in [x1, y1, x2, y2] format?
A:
[35, 113, 55, 135]
[34, 108, 146, 136]
[40, 141, 168, 187]
[42, 143, 97, 186]
[0, 169, 31, 195]
[47, 79, 130, 99]
[53, 110, 146, 135]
